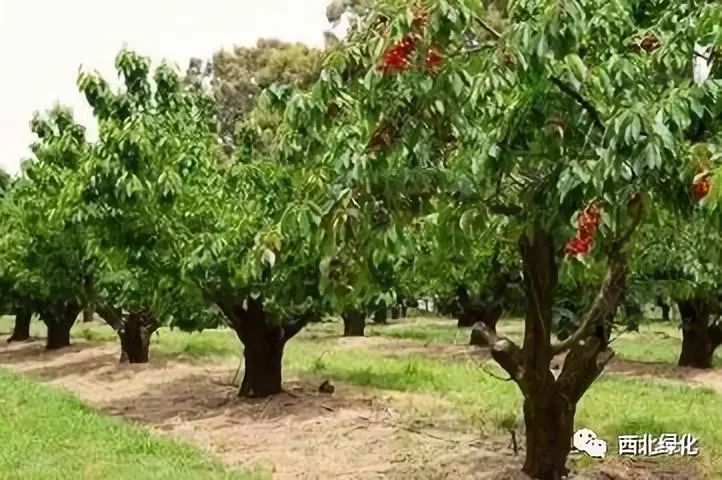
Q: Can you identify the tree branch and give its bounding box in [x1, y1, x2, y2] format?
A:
[475, 18, 501, 40]
[548, 77, 604, 129]
[96, 304, 124, 331]
[551, 249, 626, 355]
[473, 322, 524, 384]
[556, 337, 614, 403]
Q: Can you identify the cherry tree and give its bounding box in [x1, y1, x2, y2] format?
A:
[278, 0, 722, 477]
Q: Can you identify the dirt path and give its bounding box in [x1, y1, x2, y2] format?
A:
[0, 340, 521, 479]
[0, 339, 705, 479]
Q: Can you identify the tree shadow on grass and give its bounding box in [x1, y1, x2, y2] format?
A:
[606, 357, 722, 392]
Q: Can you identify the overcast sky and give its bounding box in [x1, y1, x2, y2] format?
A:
[0, 0, 342, 174]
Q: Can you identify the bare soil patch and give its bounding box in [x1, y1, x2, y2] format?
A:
[0, 340, 706, 479]
[0, 340, 513, 479]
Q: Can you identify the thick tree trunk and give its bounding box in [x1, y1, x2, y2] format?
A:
[7, 310, 32, 343]
[45, 320, 72, 350]
[41, 303, 80, 350]
[214, 297, 307, 398]
[390, 305, 400, 320]
[239, 334, 284, 397]
[118, 311, 158, 364]
[373, 305, 388, 324]
[469, 309, 503, 346]
[522, 391, 575, 479]
[342, 309, 366, 336]
[474, 231, 623, 480]
[678, 299, 722, 369]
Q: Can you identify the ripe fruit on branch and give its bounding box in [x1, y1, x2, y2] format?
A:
[692, 170, 711, 201]
[564, 203, 601, 258]
[425, 48, 443, 70]
[378, 35, 416, 73]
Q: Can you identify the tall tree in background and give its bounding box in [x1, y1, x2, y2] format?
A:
[210, 40, 323, 151]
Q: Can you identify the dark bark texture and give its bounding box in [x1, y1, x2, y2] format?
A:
[7, 310, 32, 343]
[474, 231, 623, 480]
[342, 309, 366, 337]
[678, 299, 722, 369]
[41, 302, 81, 350]
[213, 296, 308, 398]
[373, 305, 388, 324]
[118, 311, 158, 363]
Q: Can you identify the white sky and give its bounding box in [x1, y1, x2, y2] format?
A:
[0, 0, 344, 174]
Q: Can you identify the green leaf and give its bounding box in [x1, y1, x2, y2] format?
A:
[565, 54, 587, 82]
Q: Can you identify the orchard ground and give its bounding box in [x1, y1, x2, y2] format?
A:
[0, 315, 719, 479]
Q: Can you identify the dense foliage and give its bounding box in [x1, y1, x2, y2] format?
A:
[1, 1, 722, 478]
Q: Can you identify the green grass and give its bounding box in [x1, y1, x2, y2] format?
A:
[0, 368, 266, 480]
[4, 313, 722, 474]
[284, 340, 722, 475]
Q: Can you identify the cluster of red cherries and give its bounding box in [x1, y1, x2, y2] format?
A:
[564, 203, 601, 257]
[692, 171, 711, 202]
[378, 11, 443, 74]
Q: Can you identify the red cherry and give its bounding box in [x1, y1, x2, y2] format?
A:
[426, 48, 443, 69]
[692, 173, 711, 201]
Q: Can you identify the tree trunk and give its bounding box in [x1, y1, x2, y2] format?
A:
[239, 334, 284, 397]
[41, 303, 80, 350]
[469, 309, 503, 346]
[216, 297, 307, 398]
[678, 299, 721, 369]
[342, 309, 365, 336]
[390, 305, 400, 319]
[373, 305, 388, 324]
[659, 298, 671, 322]
[474, 231, 623, 480]
[523, 391, 575, 479]
[118, 311, 158, 364]
[7, 310, 32, 343]
[83, 303, 95, 323]
[45, 320, 72, 350]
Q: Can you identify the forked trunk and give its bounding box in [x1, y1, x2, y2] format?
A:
[678, 299, 722, 369]
[469, 309, 503, 346]
[41, 303, 80, 350]
[7, 310, 31, 343]
[217, 297, 307, 398]
[475, 231, 623, 480]
[342, 309, 366, 336]
[118, 311, 158, 364]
